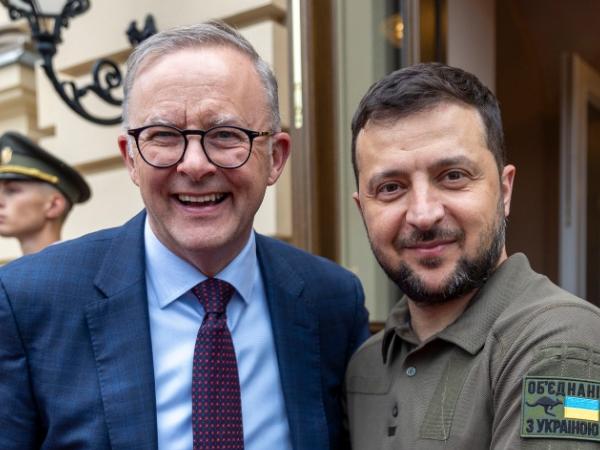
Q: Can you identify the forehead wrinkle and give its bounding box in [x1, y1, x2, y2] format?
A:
[137, 109, 245, 131]
[129, 47, 270, 135]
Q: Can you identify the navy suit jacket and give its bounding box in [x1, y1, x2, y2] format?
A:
[0, 212, 369, 449]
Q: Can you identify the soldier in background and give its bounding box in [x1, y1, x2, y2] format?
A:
[0, 131, 90, 255]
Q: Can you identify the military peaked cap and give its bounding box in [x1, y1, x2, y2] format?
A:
[0, 131, 91, 204]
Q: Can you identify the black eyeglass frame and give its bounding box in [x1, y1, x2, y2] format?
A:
[126, 124, 275, 169]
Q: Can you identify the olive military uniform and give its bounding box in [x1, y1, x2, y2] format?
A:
[346, 254, 600, 449]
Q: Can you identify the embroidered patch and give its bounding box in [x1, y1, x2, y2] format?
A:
[521, 376, 600, 442]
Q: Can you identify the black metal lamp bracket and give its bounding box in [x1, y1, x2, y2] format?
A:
[1, 0, 156, 125]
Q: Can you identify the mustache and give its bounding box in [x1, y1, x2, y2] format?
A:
[395, 226, 465, 248]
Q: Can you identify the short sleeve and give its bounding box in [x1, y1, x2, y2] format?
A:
[491, 303, 600, 449]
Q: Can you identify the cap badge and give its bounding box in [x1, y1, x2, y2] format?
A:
[0, 147, 12, 165]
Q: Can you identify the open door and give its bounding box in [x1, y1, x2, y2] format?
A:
[560, 53, 600, 304]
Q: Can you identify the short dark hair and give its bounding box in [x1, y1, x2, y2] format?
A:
[351, 62, 505, 186]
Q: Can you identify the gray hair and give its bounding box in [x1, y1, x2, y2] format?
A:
[122, 20, 280, 131]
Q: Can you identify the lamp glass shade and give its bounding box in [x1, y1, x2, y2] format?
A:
[8, 0, 66, 15]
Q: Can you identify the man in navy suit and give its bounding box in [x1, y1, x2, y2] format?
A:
[0, 21, 369, 449]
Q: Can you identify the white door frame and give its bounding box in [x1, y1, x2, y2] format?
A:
[559, 53, 600, 296]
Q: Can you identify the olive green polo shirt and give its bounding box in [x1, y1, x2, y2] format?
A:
[345, 253, 600, 449]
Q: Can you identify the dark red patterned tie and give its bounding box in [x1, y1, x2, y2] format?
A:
[192, 278, 244, 449]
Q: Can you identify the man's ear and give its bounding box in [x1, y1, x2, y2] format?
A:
[501, 164, 516, 217]
[352, 191, 363, 215]
[267, 132, 291, 185]
[45, 192, 68, 220]
[118, 135, 140, 186]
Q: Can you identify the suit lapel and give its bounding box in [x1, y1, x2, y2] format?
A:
[256, 235, 329, 449]
[85, 212, 158, 450]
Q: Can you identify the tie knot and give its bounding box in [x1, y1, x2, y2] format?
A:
[192, 278, 235, 314]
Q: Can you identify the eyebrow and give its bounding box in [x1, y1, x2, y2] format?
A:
[211, 115, 237, 126]
[430, 155, 478, 172]
[207, 115, 248, 129]
[138, 115, 242, 130]
[142, 116, 177, 127]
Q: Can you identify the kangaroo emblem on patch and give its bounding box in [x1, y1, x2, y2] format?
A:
[526, 396, 563, 416]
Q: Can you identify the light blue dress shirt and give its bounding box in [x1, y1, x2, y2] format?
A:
[144, 220, 292, 450]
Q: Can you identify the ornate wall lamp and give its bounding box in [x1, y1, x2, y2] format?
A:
[0, 0, 156, 125]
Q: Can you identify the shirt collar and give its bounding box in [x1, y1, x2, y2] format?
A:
[144, 218, 258, 309]
[381, 253, 533, 363]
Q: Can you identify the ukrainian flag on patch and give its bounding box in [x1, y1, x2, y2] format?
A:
[564, 396, 600, 421]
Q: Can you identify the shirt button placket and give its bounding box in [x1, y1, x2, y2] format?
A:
[388, 402, 400, 437]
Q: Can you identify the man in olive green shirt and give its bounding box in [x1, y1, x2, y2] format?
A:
[346, 62, 600, 449]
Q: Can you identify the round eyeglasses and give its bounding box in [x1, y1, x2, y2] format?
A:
[126, 124, 274, 169]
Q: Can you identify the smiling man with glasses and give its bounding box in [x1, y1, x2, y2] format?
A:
[0, 21, 369, 450]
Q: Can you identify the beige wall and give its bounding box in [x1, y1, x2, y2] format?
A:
[0, 0, 289, 261]
[447, 0, 495, 92]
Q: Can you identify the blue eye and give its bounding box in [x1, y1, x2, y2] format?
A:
[213, 130, 237, 140]
[139, 126, 182, 147]
[206, 127, 246, 148]
[153, 131, 179, 138]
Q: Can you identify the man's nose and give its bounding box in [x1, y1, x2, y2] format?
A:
[176, 137, 218, 180]
[405, 184, 444, 230]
